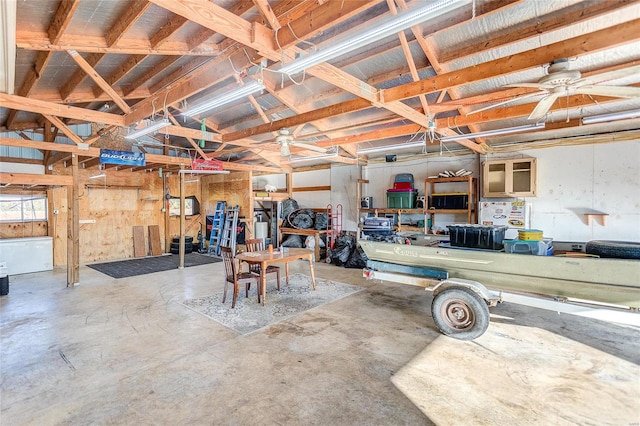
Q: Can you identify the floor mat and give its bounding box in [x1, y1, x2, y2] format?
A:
[87, 252, 221, 278]
[180, 273, 363, 335]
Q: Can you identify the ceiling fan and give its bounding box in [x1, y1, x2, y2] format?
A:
[274, 128, 328, 156]
[469, 59, 640, 121]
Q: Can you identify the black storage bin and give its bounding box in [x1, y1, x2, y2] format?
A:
[447, 224, 507, 250]
[430, 193, 468, 209]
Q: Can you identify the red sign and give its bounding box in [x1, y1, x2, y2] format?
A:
[191, 158, 223, 171]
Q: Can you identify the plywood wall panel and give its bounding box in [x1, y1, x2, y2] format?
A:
[49, 166, 166, 266]
[0, 221, 48, 238]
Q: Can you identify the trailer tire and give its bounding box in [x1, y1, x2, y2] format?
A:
[431, 287, 490, 341]
[585, 240, 640, 260]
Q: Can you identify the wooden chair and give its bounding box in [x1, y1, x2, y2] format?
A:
[220, 246, 259, 308]
[244, 238, 283, 291]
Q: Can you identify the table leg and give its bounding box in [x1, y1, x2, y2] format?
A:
[261, 262, 267, 306]
[285, 262, 289, 285]
[314, 234, 320, 262]
[308, 255, 316, 290]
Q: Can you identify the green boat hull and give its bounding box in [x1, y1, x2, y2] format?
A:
[359, 240, 640, 309]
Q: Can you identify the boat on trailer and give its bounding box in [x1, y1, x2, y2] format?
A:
[359, 239, 640, 340]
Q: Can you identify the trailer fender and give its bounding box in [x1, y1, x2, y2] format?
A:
[432, 278, 500, 307]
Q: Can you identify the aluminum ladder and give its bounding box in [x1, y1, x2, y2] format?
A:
[208, 201, 226, 255]
[219, 205, 240, 254]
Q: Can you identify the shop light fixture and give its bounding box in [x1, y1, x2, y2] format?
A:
[357, 141, 426, 155]
[280, 0, 470, 76]
[182, 80, 265, 117]
[89, 173, 106, 179]
[124, 118, 169, 140]
[582, 109, 640, 124]
[438, 123, 545, 142]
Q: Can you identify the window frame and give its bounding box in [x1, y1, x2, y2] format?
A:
[0, 194, 49, 223]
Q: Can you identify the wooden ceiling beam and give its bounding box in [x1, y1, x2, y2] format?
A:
[96, 54, 148, 98]
[42, 115, 83, 145]
[105, 0, 151, 47]
[16, 31, 220, 56]
[149, 16, 189, 47]
[127, 0, 375, 124]
[60, 53, 106, 101]
[186, 1, 256, 51]
[66, 50, 132, 114]
[123, 56, 184, 96]
[0, 94, 125, 126]
[0, 172, 73, 187]
[166, 115, 211, 159]
[48, 0, 81, 43]
[148, 0, 276, 53]
[0, 137, 191, 166]
[275, 0, 380, 47]
[252, 0, 281, 30]
[384, 18, 640, 103]
[439, 0, 640, 64]
[223, 98, 371, 142]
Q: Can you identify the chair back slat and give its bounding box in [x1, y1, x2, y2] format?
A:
[245, 238, 265, 252]
[220, 246, 236, 281]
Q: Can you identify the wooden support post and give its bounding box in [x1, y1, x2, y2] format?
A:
[286, 172, 293, 198]
[179, 166, 185, 269]
[67, 154, 79, 287]
[246, 170, 254, 239]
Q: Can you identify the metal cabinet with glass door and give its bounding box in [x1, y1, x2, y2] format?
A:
[482, 158, 537, 197]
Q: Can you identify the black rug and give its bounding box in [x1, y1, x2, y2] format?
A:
[87, 253, 221, 279]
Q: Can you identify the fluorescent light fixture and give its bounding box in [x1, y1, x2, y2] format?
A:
[125, 118, 169, 140]
[439, 123, 545, 142]
[280, 0, 470, 75]
[289, 152, 340, 163]
[89, 173, 106, 179]
[582, 109, 640, 124]
[357, 141, 425, 154]
[182, 80, 265, 116]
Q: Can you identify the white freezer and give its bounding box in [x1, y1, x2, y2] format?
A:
[0, 236, 53, 275]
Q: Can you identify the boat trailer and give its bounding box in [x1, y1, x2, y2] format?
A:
[363, 259, 640, 341]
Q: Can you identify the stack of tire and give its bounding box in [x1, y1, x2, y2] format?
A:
[170, 236, 194, 254]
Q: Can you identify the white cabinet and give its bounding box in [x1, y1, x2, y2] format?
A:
[482, 158, 537, 197]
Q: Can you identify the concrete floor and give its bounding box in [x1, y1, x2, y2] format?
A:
[1, 259, 639, 425]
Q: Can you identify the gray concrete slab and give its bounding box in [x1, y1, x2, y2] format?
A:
[1, 260, 638, 425]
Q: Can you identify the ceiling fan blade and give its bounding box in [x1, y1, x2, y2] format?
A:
[466, 91, 545, 116]
[296, 143, 328, 153]
[280, 144, 290, 156]
[528, 93, 559, 120]
[575, 64, 640, 86]
[574, 85, 640, 98]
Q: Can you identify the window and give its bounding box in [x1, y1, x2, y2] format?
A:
[0, 194, 48, 222]
[169, 196, 200, 216]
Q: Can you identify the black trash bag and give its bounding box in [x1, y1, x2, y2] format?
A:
[281, 199, 299, 228]
[345, 244, 368, 269]
[288, 209, 316, 229]
[330, 233, 355, 266]
[314, 212, 328, 230]
[281, 234, 303, 248]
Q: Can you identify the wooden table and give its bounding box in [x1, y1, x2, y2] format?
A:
[236, 247, 316, 305]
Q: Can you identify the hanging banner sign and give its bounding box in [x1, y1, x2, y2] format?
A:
[191, 157, 224, 171]
[100, 149, 146, 166]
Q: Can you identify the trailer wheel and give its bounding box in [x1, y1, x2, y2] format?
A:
[431, 287, 490, 341]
